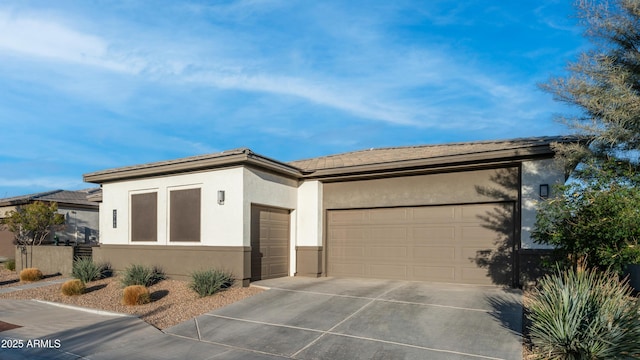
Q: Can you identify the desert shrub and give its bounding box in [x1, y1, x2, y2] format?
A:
[61, 279, 85, 296]
[72, 257, 104, 283]
[122, 285, 150, 305]
[100, 262, 114, 278]
[190, 269, 234, 297]
[120, 264, 165, 287]
[19, 268, 43, 282]
[5, 258, 15, 271]
[527, 268, 640, 359]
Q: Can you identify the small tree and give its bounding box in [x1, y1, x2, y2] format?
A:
[535, 0, 640, 272]
[0, 201, 65, 268]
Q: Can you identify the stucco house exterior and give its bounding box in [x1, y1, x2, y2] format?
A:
[0, 189, 101, 260]
[84, 136, 573, 287]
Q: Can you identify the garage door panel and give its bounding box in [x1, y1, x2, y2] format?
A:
[412, 207, 456, 221]
[370, 208, 409, 222]
[412, 266, 455, 281]
[413, 247, 455, 260]
[330, 228, 369, 241]
[268, 263, 289, 276]
[461, 267, 494, 283]
[266, 246, 289, 257]
[264, 227, 288, 238]
[461, 226, 501, 242]
[371, 227, 407, 241]
[462, 247, 492, 259]
[329, 210, 368, 224]
[367, 246, 408, 258]
[251, 206, 290, 281]
[330, 263, 365, 276]
[327, 203, 514, 285]
[412, 227, 456, 243]
[331, 246, 365, 258]
[369, 264, 407, 278]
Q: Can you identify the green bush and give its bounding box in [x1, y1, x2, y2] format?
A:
[72, 257, 104, 283]
[190, 269, 234, 297]
[61, 279, 85, 296]
[527, 268, 640, 359]
[5, 258, 15, 271]
[120, 264, 165, 287]
[533, 182, 640, 274]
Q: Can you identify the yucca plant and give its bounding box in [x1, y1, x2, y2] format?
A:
[72, 257, 104, 283]
[527, 268, 640, 359]
[120, 264, 165, 287]
[189, 269, 234, 297]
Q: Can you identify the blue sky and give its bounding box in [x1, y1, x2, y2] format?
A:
[0, 1, 587, 197]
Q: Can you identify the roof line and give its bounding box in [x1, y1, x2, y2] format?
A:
[288, 135, 577, 165]
[83, 148, 303, 183]
[83, 135, 581, 184]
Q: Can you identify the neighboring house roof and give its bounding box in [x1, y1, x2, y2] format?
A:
[0, 188, 101, 208]
[83, 135, 579, 184]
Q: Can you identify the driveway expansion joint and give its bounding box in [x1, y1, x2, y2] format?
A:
[264, 286, 492, 313]
[289, 282, 406, 358]
[202, 312, 506, 360]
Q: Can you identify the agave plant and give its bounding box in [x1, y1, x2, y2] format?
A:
[527, 268, 640, 359]
[189, 268, 234, 297]
[72, 257, 104, 283]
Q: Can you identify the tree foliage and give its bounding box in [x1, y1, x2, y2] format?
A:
[542, 0, 640, 160]
[0, 201, 65, 268]
[533, 180, 640, 274]
[534, 0, 640, 272]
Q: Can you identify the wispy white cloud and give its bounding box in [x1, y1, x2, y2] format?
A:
[0, 4, 555, 132]
[0, 9, 143, 74]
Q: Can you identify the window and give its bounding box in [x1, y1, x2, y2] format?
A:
[131, 192, 157, 242]
[169, 188, 201, 242]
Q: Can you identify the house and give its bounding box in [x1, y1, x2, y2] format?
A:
[0, 189, 101, 260]
[83, 136, 573, 287]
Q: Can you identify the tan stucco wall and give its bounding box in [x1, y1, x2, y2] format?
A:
[0, 230, 15, 260]
[94, 245, 251, 285]
[295, 246, 323, 277]
[14, 245, 74, 275]
[323, 167, 519, 209]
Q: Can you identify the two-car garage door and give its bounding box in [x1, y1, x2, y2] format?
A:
[326, 203, 514, 285]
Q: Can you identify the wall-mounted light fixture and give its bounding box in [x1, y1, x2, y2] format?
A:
[218, 190, 225, 205]
[539, 184, 549, 199]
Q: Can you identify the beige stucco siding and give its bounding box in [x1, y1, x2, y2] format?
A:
[521, 158, 565, 249]
[323, 167, 519, 209]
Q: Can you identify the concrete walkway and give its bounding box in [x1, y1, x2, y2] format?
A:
[0, 278, 70, 294]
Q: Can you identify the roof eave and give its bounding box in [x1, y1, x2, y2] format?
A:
[83, 152, 304, 184]
[302, 145, 556, 180]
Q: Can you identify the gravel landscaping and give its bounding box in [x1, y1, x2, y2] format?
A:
[0, 268, 263, 330]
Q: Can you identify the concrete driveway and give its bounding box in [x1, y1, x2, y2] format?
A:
[166, 277, 523, 360]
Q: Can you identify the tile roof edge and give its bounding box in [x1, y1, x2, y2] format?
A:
[84, 148, 251, 178]
[287, 135, 578, 166]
